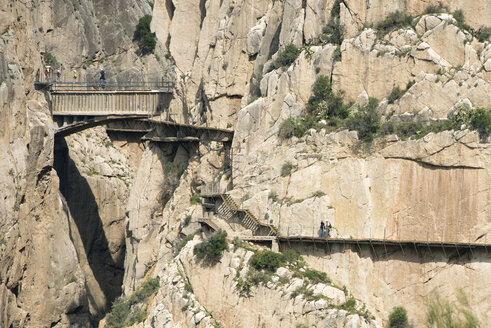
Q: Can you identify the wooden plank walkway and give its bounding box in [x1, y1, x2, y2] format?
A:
[279, 236, 490, 250]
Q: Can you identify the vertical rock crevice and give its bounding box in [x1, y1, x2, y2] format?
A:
[53, 137, 125, 322]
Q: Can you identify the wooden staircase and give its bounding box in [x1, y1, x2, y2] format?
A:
[218, 194, 278, 237]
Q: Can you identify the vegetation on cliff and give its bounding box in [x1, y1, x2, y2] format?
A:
[194, 230, 228, 263]
[425, 291, 479, 328]
[280, 75, 491, 143]
[105, 277, 160, 327]
[133, 15, 156, 55]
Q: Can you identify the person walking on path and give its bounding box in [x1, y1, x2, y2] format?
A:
[99, 68, 105, 88]
[73, 70, 78, 82]
[56, 69, 61, 81]
[325, 220, 332, 237]
[319, 220, 325, 237]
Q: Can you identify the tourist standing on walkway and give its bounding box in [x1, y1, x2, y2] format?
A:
[319, 221, 325, 237]
[56, 70, 61, 81]
[100, 68, 105, 88]
[325, 220, 331, 237]
[73, 70, 77, 82]
[45, 66, 51, 81]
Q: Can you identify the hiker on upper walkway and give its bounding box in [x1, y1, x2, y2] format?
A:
[319, 220, 325, 237]
[100, 68, 105, 88]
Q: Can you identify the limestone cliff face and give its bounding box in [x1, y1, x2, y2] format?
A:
[144, 0, 490, 326]
[0, 0, 166, 325]
[1, 0, 490, 327]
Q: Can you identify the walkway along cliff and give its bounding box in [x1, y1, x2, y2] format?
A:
[0, 0, 490, 327]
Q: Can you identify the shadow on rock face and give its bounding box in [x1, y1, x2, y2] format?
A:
[54, 137, 124, 323]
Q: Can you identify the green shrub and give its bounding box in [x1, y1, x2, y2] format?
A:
[379, 121, 423, 139]
[133, 15, 156, 55]
[43, 52, 59, 69]
[165, 162, 183, 177]
[183, 215, 192, 226]
[387, 86, 405, 104]
[307, 75, 349, 120]
[278, 118, 297, 139]
[281, 161, 294, 177]
[389, 306, 409, 328]
[271, 43, 301, 70]
[425, 4, 448, 14]
[194, 230, 228, 263]
[281, 249, 304, 267]
[375, 11, 414, 37]
[469, 107, 491, 139]
[476, 26, 491, 42]
[340, 297, 357, 312]
[320, 0, 343, 45]
[250, 250, 285, 272]
[248, 268, 272, 286]
[452, 10, 472, 33]
[105, 298, 130, 328]
[190, 194, 200, 205]
[127, 306, 146, 325]
[184, 281, 193, 293]
[345, 98, 381, 142]
[321, 23, 343, 45]
[177, 233, 196, 251]
[268, 191, 279, 202]
[425, 291, 479, 328]
[128, 277, 160, 305]
[302, 269, 331, 284]
[333, 46, 341, 61]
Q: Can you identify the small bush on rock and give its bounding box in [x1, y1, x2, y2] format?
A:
[194, 230, 228, 263]
[425, 4, 448, 14]
[190, 194, 200, 205]
[106, 298, 131, 328]
[469, 107, 491, 140]
[278, 118, 297, 139]
[389, 306, 409, 328]
[387, 86, 405, 104]
[340, 297, 357, 312]
[302, 269, 331, 284]
[375, 11, 414, 37]
[271, 43, 301, 70]
[307, 75, 349, 120]
[426, 291, 479, 328]
[281, 161, 294, 177]
[250, 250, 285, 272]
[106, 277, 159, 327]
[452, 10, 472, 33]
[345, 98, 381, 142]
[133, 15, 156, 55]
[476, 26, 491, 42]
[127, 277, 160, 305]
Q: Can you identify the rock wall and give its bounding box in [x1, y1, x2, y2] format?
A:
[1, 0, 490, 327]
[145, 238, 380, 328]
[0, 0, 170, 325]
[288, 242, 491, 326]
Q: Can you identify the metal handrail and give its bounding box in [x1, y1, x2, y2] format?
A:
[201, 181, 229, 196]
[36, 81, 174, 92]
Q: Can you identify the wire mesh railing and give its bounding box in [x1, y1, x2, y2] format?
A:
[280, 224, 489, 247]
[47, 81, 174, 92]
[201, 181, 230, 196]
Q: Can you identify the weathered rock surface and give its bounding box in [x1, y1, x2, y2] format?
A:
[1, 0, 491, 327]
[145, 240, 379, 328]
